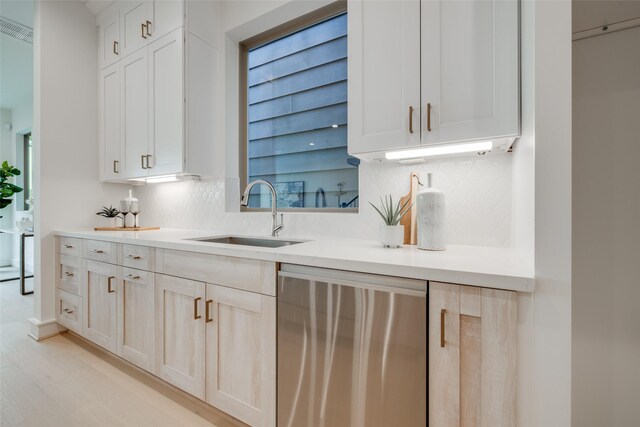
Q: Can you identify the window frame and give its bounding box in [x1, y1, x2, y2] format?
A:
[238, 0, 355, 213]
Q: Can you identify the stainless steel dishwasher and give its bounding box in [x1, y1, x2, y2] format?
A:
[278, 264, 427, 427]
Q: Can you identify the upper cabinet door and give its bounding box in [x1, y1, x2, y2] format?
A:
[121, 48, 149, 178]
[148, 28, 184, 176]
[99, 64, 121, 181]
[98, 4, 120, 69]
[152, 0, 184, 41]
[121, 1, 153, 57]
[348, 0, 421, 155]
[421, 0, 519, 145]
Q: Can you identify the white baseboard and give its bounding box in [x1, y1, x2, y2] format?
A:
[27, 317, 67, 341]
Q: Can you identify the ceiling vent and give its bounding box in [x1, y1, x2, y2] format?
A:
[0, 16, 33, 44]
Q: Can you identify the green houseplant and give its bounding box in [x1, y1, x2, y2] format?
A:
[96, 205, 121, 228]
[370, 195, 412, 248]
[0, 161, 23, 218]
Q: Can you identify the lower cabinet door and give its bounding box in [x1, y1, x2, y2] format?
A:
[155, 273, 206, 399]
[82, 260, 117, 352]
[117, 267, 155, 371]
[205, 283, 276, 427]
[429, 282, 517, 427]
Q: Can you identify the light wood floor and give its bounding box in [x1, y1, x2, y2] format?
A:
[0, 280, 232, 427]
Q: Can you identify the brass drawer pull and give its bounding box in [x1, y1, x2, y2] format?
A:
[194, 297, 202, 320]
[107, 276, 115, 293]
[90, 249, 105, 254]
[126, 274, 141, 280]
[440, 308, 446, 348]
[205, 299, 213, 323]
[126, 255, 142, 260]
[66, 310, 74, 315]
[64, 272, 75, 277]
[64, 244, 74, 249]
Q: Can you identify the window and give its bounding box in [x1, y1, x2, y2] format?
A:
[240, 3, 358, 210]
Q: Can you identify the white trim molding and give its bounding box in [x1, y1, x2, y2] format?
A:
[27, 317, 67, 341]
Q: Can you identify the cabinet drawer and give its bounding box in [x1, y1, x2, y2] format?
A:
[156, 249, 277, 296]
[121, 244, 155, 271]
[121, 266, 152, 285]
[58, 237, 82, 257]
[57, 254, 81, 295]
[56, 289, 82, 334]
[83, 240, 117, 264]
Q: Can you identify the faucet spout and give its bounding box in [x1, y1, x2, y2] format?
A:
[240, 180, 284, 237]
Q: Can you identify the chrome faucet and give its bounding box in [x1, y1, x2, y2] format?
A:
[240, 180, 284, 237]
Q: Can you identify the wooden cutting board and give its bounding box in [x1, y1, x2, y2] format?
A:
[94, 227, 160, 231]
[400, 172, 420, 245]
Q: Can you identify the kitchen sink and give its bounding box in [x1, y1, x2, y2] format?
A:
[188, 235, 306, 248]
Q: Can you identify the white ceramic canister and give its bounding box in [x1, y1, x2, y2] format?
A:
[416, 173, 446, 251]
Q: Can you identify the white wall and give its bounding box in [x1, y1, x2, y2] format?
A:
[29, 0, 126, 339]
[572, 25, 640, 427]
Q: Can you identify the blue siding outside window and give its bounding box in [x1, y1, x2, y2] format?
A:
[246, 13, 358, 209]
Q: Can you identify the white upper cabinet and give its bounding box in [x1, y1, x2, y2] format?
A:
[348, 0, 520, 158]
[120, 1, 153, 57]
[148, 29, 184, 176]
[348, 0, 421, 155]
[421, 0, 519, 145]
[121, 47, 149, 179]
[98, 3, 120, 69]
[99, 63, 121, 181]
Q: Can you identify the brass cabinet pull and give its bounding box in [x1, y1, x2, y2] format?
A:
[141, 155, 147, 169]
[64, 244, 74, 249]
[427, 103, 432, 132]
[205, 299, 213, 323]
[126, 255, 141, 260]
[145, 20, 152, 37]
[107, 276, 115, 293]
[91, 249, 104, 254]
[194, 297, 202, 320]
[440, 308, 446, 347]
[113, 160, 119, 174]
[113, 40, 119, 55]
[141, 23, 147, 39]
[66, 310, 74, 314]
[146, 154, 152, 169]
[64, 272, 74, 277]
[126, 274, 141, 280]
[409, 106, 414, 134]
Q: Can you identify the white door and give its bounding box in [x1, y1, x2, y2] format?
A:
[148, 28, 184, 175]
[99, 64, 121, 181]
[155, 274, 205, 399]
[121, 1, 153, 56]
[421, 0, 519, 145]
[82, 260, 117, 352]
[117, 267, 155, 371]
[205, 284, 276, 427]
[98, 5, 120, 69]
[348, 0, 421, 155]
[121, 48, 149, 178]
[151, 0, 183, 41]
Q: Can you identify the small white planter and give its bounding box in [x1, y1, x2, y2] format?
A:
[379, 225, 404, 248]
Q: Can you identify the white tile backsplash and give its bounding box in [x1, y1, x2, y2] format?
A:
[135, 153, 512, 247]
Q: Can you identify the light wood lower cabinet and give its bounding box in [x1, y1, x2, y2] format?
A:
[155, 273, 206, 399]
[205, 284, 276, 427]
[117, 267, 155, 371]
[429, 282, 517, 427]
[82, 260, 118, 353]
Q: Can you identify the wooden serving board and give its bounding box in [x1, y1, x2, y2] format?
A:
[94, 227, 160, 231]
[400, 172, 420, 245]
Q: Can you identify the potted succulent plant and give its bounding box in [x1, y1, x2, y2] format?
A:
[96, 205, 121, 228]
[0, 161, 23, 219]
[370, 195, 413, 248]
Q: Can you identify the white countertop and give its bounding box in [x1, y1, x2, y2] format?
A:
[54, 228, 535, 292]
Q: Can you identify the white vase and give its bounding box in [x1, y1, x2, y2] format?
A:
[379, 225, 404, 248]
[417, 173, 446, 251]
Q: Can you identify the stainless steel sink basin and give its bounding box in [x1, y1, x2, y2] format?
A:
[188, 235, 305, 248]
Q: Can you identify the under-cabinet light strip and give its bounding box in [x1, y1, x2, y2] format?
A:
[385, 141, 493, 160]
